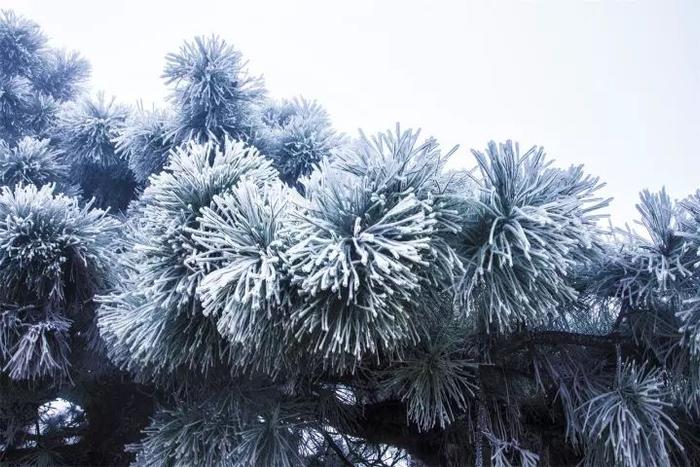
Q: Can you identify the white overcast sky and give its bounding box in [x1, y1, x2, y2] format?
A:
[5, 0, 699, 225]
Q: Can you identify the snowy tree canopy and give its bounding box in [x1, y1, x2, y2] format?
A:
[0, 183, 118, 384]
[258, 98, 343, 186]
[1, 9, 700, 467]
[163, 35, 266, 144]
[0, 136, 68, 189]
[0, 10, 89, 143]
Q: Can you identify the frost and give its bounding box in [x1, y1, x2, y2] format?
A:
[163, 35, 266, 143]
[258, 98, 343, 185]
[455, 141, 610, 331]
[116, 105, 175, 183]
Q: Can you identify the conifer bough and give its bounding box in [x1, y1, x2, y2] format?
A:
[1, 9, 700, 467]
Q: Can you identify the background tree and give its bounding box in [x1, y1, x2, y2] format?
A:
[0, 11, 157, 464]
[2, 9, 700, 467]
[0, 10, 87, 144]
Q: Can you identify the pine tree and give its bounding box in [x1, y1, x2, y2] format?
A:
[0, 11, 151, 465]
[2, 9, 700, 467]
[0, 11, 88, 144]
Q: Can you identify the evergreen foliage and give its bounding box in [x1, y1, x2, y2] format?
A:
[0, 10, 89, 143]
[0, 137, 68, 189]
[0, 184, 118, 380]
[163, 35, 265, 143]
[116, 106, 175, 184]
[579, 363, 680, 467]
[2, 9, 700, 467]
[53, 93, 137, 210]
[259, 98, 343, 185]
[54, 94, 127, 168]
[98, 139, 278, 379]
[454, 141, 609, 331]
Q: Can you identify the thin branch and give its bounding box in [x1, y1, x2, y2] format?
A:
[495, 330, 626, 360]
[321, 430, 355, 467]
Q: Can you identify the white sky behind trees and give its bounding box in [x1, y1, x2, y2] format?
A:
[5, 0, 699, 225]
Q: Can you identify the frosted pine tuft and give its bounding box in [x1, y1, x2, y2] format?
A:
[163, 35, 266, 143]
[455, 141, 610, 331]
[259, 98, 343, 185]
[116, 106, 175, 183]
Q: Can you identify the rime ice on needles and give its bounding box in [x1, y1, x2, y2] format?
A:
[614, 189, 698, 306]
[163, 35, 266, 143]
[116, 106, 175, 183]
[53, 93, 139, 209]
[3, 315, 72, 381]
[0, 11, 88, 143]
[260, 98, 343, 185]
[288, 127, 460, 367]
[456, 141, 609, 331]
[135, 393, 301, 467]
[234, 406, 302, 467]
[192, 180, 293, 341]
[133, 394, 245, 467]
[1, 9, 696, 463]
[0, 75, 32, 141]
[31, 49, 90, 102]
[0, 184, 118, 381]
[579, 363, 681, 467]
[0, 10, 46, 77]
[134, 139, 278, 315]
[22, 93, 60, 140]
[0, 184, 118, 304]
[0, 136, 68, 188]
[677, 191, 700, 357]
[596, 189, 700, 416]
[98, 139, 278, 377]
[484, 432, 540, 467]
[54, 93, 127, 168]
[384, 308, 477, 431]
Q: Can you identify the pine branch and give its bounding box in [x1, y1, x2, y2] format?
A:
[495, 330, 627, 359]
